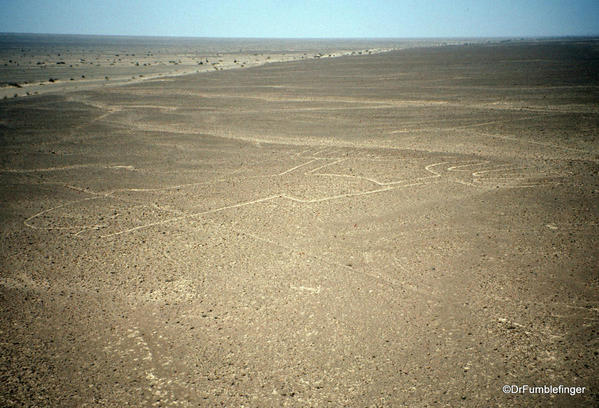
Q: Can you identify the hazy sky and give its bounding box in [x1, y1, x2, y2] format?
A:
[1, 0, 598, 38]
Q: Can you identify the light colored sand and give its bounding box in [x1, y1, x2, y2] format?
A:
[0, 46, 411, 99]
[2, 40, 597, 407]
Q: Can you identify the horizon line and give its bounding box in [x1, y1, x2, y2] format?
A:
[2, 32, 599, 41]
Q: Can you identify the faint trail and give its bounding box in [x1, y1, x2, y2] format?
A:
[116, 104, 178, 111]
[0, 164, 138, 173]
[290, 285, 321, 294]
[281, 187, 395, 203]
[389, 114, 553, 135]
[491, 295, 599, 315]
[448, 115, 547, 130]
[467, 163, 568, 188]
[422, 161, 450, 176]
[230, 225, 436, 297]
[306, 159, 448, 187]
[425, 160, 567, 188]
[472, 166, 528, 177]
[281, 183, 424, 204]
[100, 195, 281, 238]
[26, 154, 563, 238]
[305, 158, 346, 173]
[475, 131, 595, 154]
[24, 196, 103, 231]
[309, 172, 391, 185]
[393, 256, 439, 297]
[499, 183, 563, 189]
[446, 161, 490, 171]
[99, 178, 438, 238]
[184, 93, 450, 109]
[22, 157, 466, 238]
[277, 159, 319, 175]
[22, 180, 185, 234]
[82, 109, 119, 126]
[29, 153, 562, 238]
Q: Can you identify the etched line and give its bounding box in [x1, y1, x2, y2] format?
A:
[446, 161, 490, 171]
[24, 197, 103, 230]
[278, 159, 319, 176]
[100, 195, 280, 238]
[306, 158, 346, 174]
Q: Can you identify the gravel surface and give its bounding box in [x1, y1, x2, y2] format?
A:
[1, 39, 598, 407]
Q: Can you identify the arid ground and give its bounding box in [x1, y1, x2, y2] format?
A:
[1, 40, 598, 407]
[1, 34, 449, 100]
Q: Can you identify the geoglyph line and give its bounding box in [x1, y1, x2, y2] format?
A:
[306, 158, 346, 174]
[280, 187, 396, 203]
[476, 131, 595, 154]
[228, 224, 435, 296]
[24, 196, 103, 231]
[277, 158, 319, 175]
[446, 161, 490, 171]
[0, 163, 138, 173]
[99, 194, 281, 238]
[389, 114, 554, 134]
[472, 166, 528, 177]
[24, 154, 541, 238]
[22, 157, 473, 237]
[99, 182, 426, 238]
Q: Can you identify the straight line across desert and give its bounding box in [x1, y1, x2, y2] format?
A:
[1, 2, 599, 407]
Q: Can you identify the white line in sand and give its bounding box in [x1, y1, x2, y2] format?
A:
[277, 159, 319, 176]
[21, 156, 470, 237]
[24, 196, 103, 231]
[25, 153, 567, 238]
[100, 194, 281, 238]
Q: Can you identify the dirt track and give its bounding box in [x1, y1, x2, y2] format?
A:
[1, 40, 598, 406]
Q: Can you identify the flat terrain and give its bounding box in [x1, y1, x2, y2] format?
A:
[1, 34, 453, 100]
[1, 40, 598, 407]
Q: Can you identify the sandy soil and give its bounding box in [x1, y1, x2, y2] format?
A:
[1, 40, 598, 407]
[1, 35, 466, 100]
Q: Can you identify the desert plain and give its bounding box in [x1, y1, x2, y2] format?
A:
[1, 38, 598, 407]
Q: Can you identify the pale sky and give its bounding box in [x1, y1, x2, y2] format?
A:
[1, 0, 598, 38]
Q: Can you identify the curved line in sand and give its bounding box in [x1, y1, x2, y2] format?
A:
[24, 157, 524, 238]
